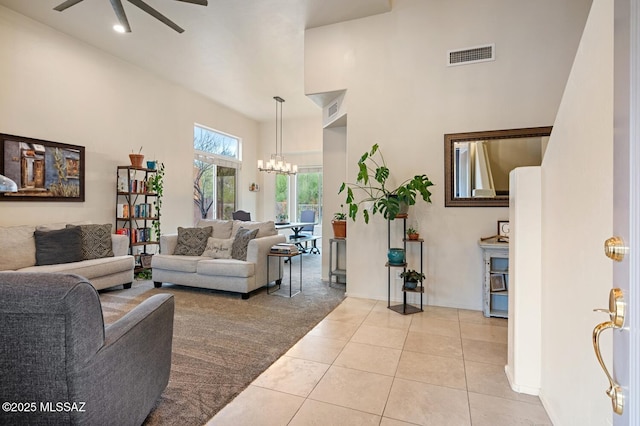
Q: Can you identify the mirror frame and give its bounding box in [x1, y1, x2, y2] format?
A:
[444, 126, 552, 207]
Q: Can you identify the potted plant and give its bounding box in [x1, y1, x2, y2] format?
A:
[406, 226, 420, 240]
[339, 144, 434, 223]
[332, 206, 347, 238]
[400, 269, 425, 290]
[129, 146, 144, 168]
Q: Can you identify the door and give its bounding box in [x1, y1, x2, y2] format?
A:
[595, 0, 640, 423]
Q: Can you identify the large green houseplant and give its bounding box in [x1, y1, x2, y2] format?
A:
[339, 144, 434, 223]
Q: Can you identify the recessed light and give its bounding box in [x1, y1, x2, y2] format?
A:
[113, 24, 126, 33]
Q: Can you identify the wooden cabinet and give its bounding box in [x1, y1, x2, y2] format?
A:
[479, 240, 509, 318]
[387, 215, 424, 315]
[116, 166, 159, 272]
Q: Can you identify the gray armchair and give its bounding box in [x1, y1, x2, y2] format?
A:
[0, 272, 174, 425]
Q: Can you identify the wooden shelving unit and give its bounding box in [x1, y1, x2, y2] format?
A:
[116, 165, 159, 272]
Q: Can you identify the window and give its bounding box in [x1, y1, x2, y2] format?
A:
[193, 125, 241, 222]
[296, 168, 322, 224]
[275, 174, 289, 222]
[274, 167, 323, 224]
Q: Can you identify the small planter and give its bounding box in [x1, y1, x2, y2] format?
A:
[407, 233, 420, 240]
[387, 248, 405, 265]
[332, 219, 346, 239]
[129, 154, 144, 168]
[404, 280, 418, 290]
[146, 160, 157, 170]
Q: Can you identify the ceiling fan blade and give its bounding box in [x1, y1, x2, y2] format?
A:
[127, 0, 185, 33]
[173, 0, 208, 5]
[53, 0, 85, 12]
[109, 0, 131, 32]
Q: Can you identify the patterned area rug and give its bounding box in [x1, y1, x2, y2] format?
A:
[98, 254, 344, 426]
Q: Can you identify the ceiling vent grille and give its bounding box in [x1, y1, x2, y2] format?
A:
[448, 44, 495, 66]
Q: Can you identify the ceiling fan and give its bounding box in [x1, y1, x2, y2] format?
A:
[53, 0, 208, 33]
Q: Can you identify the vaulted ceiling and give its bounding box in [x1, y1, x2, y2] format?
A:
[0, 0, 391, 121]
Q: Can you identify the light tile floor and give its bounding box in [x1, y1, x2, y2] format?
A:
[207, 298, 552, 426]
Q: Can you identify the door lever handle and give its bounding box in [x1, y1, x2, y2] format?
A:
[592, 320, 624, 414]
[592, 288, 625, 327]
[592, 288, 625, 415]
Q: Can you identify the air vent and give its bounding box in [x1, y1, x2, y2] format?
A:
[328, 102, 339, 117]
[448, 44, 495, 66]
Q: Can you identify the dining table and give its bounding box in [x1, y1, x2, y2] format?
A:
[274, 222, 315, 239]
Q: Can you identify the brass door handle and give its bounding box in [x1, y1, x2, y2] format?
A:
[592, 288, 625, 415]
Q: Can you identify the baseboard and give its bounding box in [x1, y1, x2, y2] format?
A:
[504, 365, 540, 395]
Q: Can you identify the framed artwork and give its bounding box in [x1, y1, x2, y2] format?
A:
[490, 274, 506, 292]
[497, 220, 510, 237]
[0, 133, 85, 202]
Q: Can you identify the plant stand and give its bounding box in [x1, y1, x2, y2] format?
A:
[387, 214, 424, 314]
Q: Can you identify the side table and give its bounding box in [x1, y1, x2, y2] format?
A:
[267, 252, 302, 297]
[328, 238, 346, 287]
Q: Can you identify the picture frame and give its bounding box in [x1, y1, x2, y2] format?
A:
[0, 133, 85, 202]
[497, 220, 510, 237]
[490, 273, 507, 292]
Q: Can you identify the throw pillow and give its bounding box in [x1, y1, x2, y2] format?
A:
[34, 227, 83, 266]
[174, 226, 213, 256]
[67, 224, 114, 260]
[231, 227, 259, 261]
[201, 237, 233, 259]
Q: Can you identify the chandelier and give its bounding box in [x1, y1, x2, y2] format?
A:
[258, 96, 297, 175]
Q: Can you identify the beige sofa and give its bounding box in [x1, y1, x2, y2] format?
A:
[0, 222, 135, 291]
[152, 219, 286, 299]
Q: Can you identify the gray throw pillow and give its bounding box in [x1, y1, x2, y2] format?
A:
[231, 227, 259, 261]
[174, 226, 213, 256]
[67, 224, 114, 260]
[34, 227, 83, 266]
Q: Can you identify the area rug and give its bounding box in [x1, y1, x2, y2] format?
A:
[98, 255, 345, 426]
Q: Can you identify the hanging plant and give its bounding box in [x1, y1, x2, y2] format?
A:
[148, 162, 165, 241]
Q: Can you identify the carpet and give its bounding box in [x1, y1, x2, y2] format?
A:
[98, 254, 345, 426]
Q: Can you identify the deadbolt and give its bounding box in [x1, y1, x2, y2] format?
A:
[604, 237, 629, 262]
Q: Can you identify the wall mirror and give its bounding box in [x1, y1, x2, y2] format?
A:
[444, 126, 552, 207]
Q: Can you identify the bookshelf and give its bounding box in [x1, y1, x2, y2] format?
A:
[116, 165, 159, 272]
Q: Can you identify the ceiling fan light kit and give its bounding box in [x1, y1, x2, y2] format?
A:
[53, 0, 208, 33]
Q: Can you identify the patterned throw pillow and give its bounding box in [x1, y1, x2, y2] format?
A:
[67, 224, 114, 259]
[231, 227, 259, 261]
[34, 227, 83, 266]
[202, 237, 234, 259]
[174, 226, 213, 256]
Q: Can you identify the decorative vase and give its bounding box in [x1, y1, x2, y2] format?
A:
[129, 154, 144, 168]
[332, 220, 346, 239]
[146, 160, 157, 170]
[387, 248, 405, 265]
[404, 280, 418, 290]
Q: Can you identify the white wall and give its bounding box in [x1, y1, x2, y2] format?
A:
[507, 166, 542, 395]
[539, 0, 613, 424]
[305, 0, 592, 307]
[321, 125, 347, 281]
[0, 6, 259, 234]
